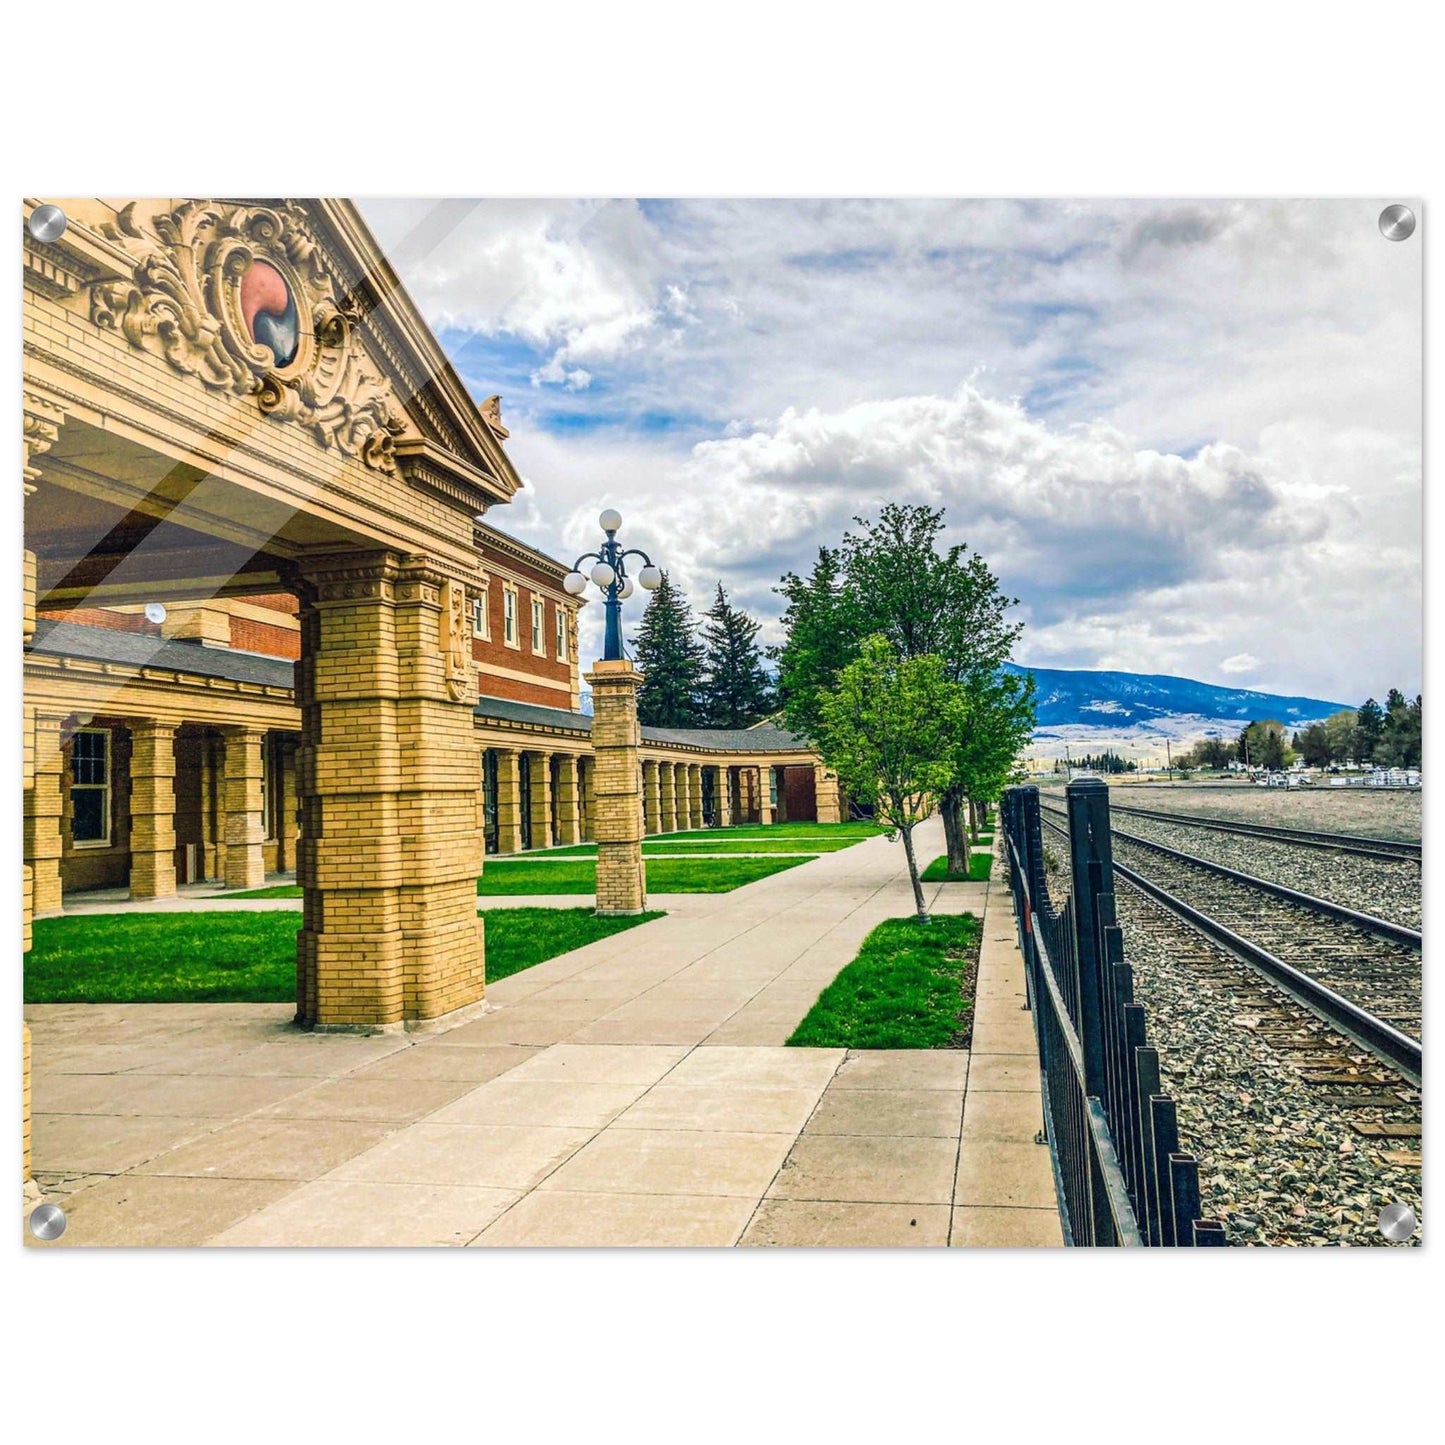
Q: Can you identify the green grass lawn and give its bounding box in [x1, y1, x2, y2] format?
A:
[229, 851, 815, 900]
[543, 836, 861, 857]
[786, 913, 981, 1049]
[669, 822, 883, 841]
[477, 854, 813, 895]
[24, 907, 659, 1004]
[920, 851, 993, 883]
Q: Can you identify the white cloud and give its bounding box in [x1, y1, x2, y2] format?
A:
[362, 199, 666, 381]
[1219, 653, 1261, 675]
[362, 198, 1421, 703]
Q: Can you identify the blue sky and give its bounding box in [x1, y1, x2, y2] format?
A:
[360, 198, 1421, 702]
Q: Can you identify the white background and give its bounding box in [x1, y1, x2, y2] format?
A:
[3, 3, 1437, 1438]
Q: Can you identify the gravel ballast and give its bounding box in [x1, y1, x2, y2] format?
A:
[1038, 826, 1422, 1247]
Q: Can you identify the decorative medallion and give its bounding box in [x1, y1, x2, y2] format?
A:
[240, 259, 300, 368]
[90, 200, 407, 472]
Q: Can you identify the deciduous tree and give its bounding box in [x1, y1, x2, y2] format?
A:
[816, 635, 963, 921]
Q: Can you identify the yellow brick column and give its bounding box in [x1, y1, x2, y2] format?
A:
[660, 762, 679, 833]
[814, 762, 843, 824]
[222, 726, 267, 890]
[494, 748, 524, 853]
[586, 659, 647, 915]
[293, 555, 485, 1031]
[25, 713, 66, 916]
[689, 764, 704, 829]
[128, 720, 178, 900]
[279, 736, 299, 873]
[675, 764, 691, 834]
[555, 753, 583, 845]
[642, 760, 661, 836]
[527, 752, 554, 850]
[716, 766, 734, 828]
[758, 765, 775, 825]
[580, 756, 596, 842]
[22, 396, 63, 1193]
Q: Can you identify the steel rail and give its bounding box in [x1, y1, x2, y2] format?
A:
[1104, 802, 1421, 862]
[1037, 804, 1422, 949]
[1038, 814, 1423, 1085]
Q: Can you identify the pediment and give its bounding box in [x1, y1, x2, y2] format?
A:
[74, 197, 520, 511]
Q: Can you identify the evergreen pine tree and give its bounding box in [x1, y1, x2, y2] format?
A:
[631, 571, 706, 727]
[700, 582, 774, 728]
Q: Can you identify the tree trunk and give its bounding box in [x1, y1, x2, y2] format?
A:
[968, 796, 981, 843]
[941, 785, 970, 874]
[901, 823, 929, 922]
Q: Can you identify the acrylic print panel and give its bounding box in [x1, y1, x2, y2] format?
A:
[21, 197, 1421, 1248]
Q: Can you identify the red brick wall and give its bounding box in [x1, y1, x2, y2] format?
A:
[230, 616, 300, 659]
[243, 591, 299, 616]
[38, 607, 160, 637]
[473, 552, 575, 704]
[478, 671, 579, 710]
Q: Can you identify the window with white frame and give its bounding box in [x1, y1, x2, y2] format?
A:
[70, 728, 111, 846]
[555, 607, 566, 660]
[531, 596, 545, 655]
[472, 590, 489, 639]
[503, 585, 518, 647]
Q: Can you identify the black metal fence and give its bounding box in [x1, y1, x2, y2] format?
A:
[1001, 780, 1226, 1247]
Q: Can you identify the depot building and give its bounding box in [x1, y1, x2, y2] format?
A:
[22, 196, 838, 1043]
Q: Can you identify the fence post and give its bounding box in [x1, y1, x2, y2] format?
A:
[1065, 778, 1112, 1098]
[1149, 1095, 1181, 1246]
[1169, 1154, 1202, 1249]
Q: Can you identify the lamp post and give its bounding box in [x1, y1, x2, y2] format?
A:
[564, 509, 662, 662]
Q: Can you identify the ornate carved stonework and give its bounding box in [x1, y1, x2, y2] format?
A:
[441, 579, 475, 702]
[23, 392, 67, 493]
[479, 394, 509, 439]
[91, 200, 407, 472]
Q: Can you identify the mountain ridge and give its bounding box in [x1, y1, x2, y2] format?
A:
[1004, 662, 1352, 732]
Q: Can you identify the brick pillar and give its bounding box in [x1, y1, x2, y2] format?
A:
[25, 393, 69, 1189]
[717, 766, 734, 828]
[689, 764, 704, 828]
[675, 764, 691, 834]
[586, 659, 647, 915]
[129, 720, 178, 900]
[527, 752, 554, 850]
[278, 737, 299, 873]
[494, 748, 524, 853]
[660, 762, 679, 832]
[222, 726, 267, 890]
[25, 713, 66, 916]
[293, 556, 485, 1031]
[814, 762, 843, 824]
[580, 757, 596, 841]
[759, 766, 775, 825]
[555, 753, 582, 845]
[642, 760, 660, 836]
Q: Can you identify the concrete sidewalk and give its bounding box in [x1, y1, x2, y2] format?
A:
[25, 819, 1061, 1247]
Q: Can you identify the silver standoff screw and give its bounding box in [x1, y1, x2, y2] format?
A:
[1376, 1201, 1418, 1242]
[27, 203, 68, 243]
[1378, 204, 1416, 242]
[28, 1202, 68, 1240]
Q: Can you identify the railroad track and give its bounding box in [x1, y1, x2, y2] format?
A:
[1039, 805, 1422, 1086]
[1106, 802, 1421, 863]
